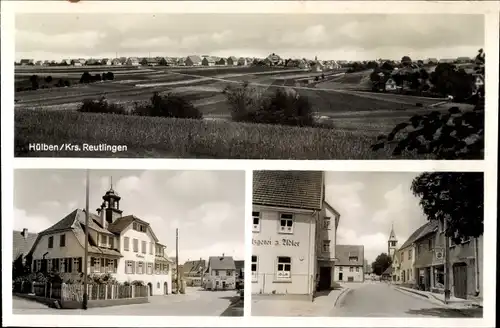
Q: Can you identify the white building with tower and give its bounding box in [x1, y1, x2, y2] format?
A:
[28, 183, 173, 296]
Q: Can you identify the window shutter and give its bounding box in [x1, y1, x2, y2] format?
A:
[125, 261, 128, 274]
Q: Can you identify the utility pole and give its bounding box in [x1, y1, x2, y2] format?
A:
[443, 217, 450, 304]
[176, 228, 180, 294]
[82, 169, 90, 310]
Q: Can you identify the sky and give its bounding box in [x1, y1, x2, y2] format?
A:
[13, 169, 245, 263]
[325, 172, 428, 264]
[15, 13, 484, 61]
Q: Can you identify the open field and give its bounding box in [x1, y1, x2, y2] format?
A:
[15, 65, 466, 159]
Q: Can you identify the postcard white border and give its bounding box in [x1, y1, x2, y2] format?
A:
[2, 1, 498, 327]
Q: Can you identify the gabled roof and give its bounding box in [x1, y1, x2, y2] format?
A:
[186, 55, 202, 63]
[182, 260, 206, 275]
[228, 56, 238, 61]
[253, 171, 324, 211]
[335, 245, 364, 266]
[207, 256, 236, 271]
[399, 222, 431, 250]
[414, 220, 439, 243]
[13, 230, 38, 260]
[107, 215, 159, 242]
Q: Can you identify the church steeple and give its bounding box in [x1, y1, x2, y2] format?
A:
[101, 177, 123, 225]
[388, 222, 398, 257]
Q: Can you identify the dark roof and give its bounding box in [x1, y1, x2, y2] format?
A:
[414, 220, 439, 243]
[382, 266, 393, 276]
[107, 215, 135, 233]
[13, 230, 38, 260]
[234, 260, 244, 271]
[182, 260, 206, 275]
[208, 256, 236, 271]
[253, 171, 324, 210]
[399, 222, 432, 250]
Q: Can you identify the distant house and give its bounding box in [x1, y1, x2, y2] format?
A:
[456, 56, 472, 64]
[203, 255, 237, 290]
[141, 57, 159, 66]
[298, 59, 310, 69]
[20, 59, 34, 66]
[119, 57, 127, 65]
[237, 57, 248, 66]
[101, 58, 112, 65]
[385, 78, 398, 91]
[43, 60, 51, 66]
[227, 56, 238, 66]
[439, 58, 455, 64]
[185, 55, 202, 66]
[71, 59, 85, 66]
[85, 59, 100, 66]
[13, 229, 38, 275]
[234, 260, 244, 280]
[35, 60, 43, 66]
[126, 57, 140, 66]
[160, 57, 176, 66]
[217, 58, 227, 66]
[202, 56, 217, 66]
[111, 58, 122, 66]
[183, 259, 206, 287]
[333, 245, 365, 282]
[60, 59, 71, 66]
[266, 53, 283, 66]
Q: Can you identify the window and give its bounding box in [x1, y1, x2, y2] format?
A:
[251, 256, 258, 281]
[124, 237, 130, 251]
[428, 238, 433, 250]
[59, 234, 66, 247]
[339, 266, 343, 271]
[408, 250, 412, 260]
[214, 270, 219, 276]
[391, 241, 397, 247]
[150, 243, 153, 255]
[322, 240, 330, 252]
[356, 267, 359, 272]
[126, 260, 134, 274]
[91, 257, 101, 273]
[99, 234, 106, 247]
[157, 282, 160, 289]
[276, 256, 291, 279]
[140, 225, 146, 233]
[141, 241, 146, 254]
[60, 258, 66, 272]
[279, 214, 294, 234]
[109, 237, 114, 249]
[73, 258, 80, 273]
[147, 263, 153, 275]
[48, 236, 54, 248]
[36, 260, 41, 272]
[133, 239, 139, 252]
[226, 270, 232, 276]
[349, 267, 354, 272]
[252, 211, 261, 232]
[155, 263, 161, 274]
[323, 217, 331, 229]
[137, 261, 144, 274]
[349, 256, 358, 262]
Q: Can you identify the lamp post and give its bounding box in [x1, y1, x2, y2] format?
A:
[82, 170, 90, 309]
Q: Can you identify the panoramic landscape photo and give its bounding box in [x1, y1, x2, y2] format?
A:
[14, 13, 485, 159]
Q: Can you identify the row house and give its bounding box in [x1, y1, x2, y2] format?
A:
[141, 57, 160, 66]
[334, 245, 365, 282]
[182, 259, 206, 286]
[13, 229, 38, 272]
[202, 56, 217, 66]
[27, 186, 173, 296]
[203, 255, 237, 290]
[185, 55, 203, 66]
[251, 171, 340, 298]
[413, 220, 483, 300]
[227, 56, 238, 66]
[19, 59, 35, 66]
[126, 57, 140, 66]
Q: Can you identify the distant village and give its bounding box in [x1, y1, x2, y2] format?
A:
[14, 53, 479, 73]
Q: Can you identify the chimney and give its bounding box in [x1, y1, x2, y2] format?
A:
[22, 228, 28, 239]
[99, 202, 106, 228]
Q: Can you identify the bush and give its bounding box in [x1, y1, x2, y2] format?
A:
[132, 92, 202, 119]
[223, 83, 314, 127]
[102, 72, 115, 81]
[78, 97, 127, 115]
[45, 76, 53, 83]
[80, 72, 92, 84]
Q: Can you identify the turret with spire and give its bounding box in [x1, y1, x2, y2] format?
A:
[97, 177, 123, 227]
[388, 222, 398, 257]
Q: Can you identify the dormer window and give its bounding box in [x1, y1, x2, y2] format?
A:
[349, 256, 358, 262]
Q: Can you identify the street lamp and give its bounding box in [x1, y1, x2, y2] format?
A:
[82, 169, 90, 310]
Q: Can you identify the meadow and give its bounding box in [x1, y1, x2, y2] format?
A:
[14, 65, 454, 159]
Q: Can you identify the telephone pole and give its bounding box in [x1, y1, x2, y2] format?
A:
[82, 170, 90, 309]
[443, 217, 450, 304]
[176, 228, 180, 294]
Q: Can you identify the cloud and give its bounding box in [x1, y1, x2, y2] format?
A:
[14, 208, 53, 233]
[337, 227, 388, 263]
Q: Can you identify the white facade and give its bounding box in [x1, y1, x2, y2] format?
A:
[334, 265, 364, 282]
[204, 268, 236, 290]
[251, 203, 338, 296]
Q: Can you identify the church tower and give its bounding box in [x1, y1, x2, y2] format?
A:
[388, 223, 398, 257]
[97, 178, 123, 227]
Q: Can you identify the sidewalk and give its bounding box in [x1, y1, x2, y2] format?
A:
[252, 287, 349, 317]
[395, 286, 483, 310]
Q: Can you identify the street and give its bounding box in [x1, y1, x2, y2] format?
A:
[330, 282, 483, 318]
[13, 287, 241, 316]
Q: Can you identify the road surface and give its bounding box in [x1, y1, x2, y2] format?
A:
[13, 288, 241, 316]
[330, 282, 482, 318]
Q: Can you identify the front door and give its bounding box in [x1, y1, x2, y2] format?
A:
[338, 272, 343, 281]
[453, 263, 468, 299]
[318, 267, 331, 290]
[164, 282, 168, 295]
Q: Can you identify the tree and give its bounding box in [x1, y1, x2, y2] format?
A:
[371, 253, 392, 276]
[411, 172, 483, 243]
[80, 72, 92, 84]
[29, 74, 39, 90]
[401, 56, 412, 67]
[371, 49, 485, 159]
[44, 75, 53, 83]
